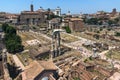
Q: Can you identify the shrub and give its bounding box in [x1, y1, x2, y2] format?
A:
[2, 23, 23, 53]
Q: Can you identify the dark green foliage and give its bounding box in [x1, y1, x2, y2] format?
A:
[84, 17, 119, 25]
[93, 34, 100, 40]
[100, 28, 103, 31]
[115, 32, 120, 36]
[33, 26, 36, 29]
[2, 23, 23, 53]
[108, 20, 114, 26]
[107, 18, 120, 26]
[89, 56, 93, 60]
[98, 21, 103, 25]
[114, 18, 119, 23]
[2, 23, 9, 32]
[107, 28, 111, 31]
[6, 26, 16, 34]
[47, 14, 54, 20]
[74, 78, 80, 80]
[96, 31, 100, 33]
[108, 19, 118, 26]
[84, 59, 87, 63]
[84, 18, 99, 25]
[2, 23, 16, 34]
[4, 34, 21, 43]
[47, 14, 61, 20]
[64, 26, 71, 33]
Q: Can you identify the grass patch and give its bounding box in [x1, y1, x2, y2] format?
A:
[61, 33, 79, 43]
[16, 52, 31, 66]
[106, 49, 120, 60]
[18, 33, 35, 41]
[90, 70, 106, 80]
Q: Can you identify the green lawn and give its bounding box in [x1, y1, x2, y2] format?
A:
[17, 52, 31, 66]
[61, 33, 79, 43]
[106, 49, 120, 60]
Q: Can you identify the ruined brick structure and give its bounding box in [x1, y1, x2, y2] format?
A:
[19, 4, 46, 25]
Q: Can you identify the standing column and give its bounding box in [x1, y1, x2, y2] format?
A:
[58, 32, 61, 56]
[50, 34, 54, 59]
[55, 34, 58, 57]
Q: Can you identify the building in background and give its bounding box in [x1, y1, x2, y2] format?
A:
[0, 12, 18, 24]
[48, 18, 61, 29]
[0, 12, 6, 23]
[62, 18, 84, 32]
[69, 18, 84, 32]
[52, 7, 61, 16]
[24, 60, 58, 80]
[19, 4, 46, 25]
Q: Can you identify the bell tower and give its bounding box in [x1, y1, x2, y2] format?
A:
[30, 0, 34, 12]
[30, 4, 34, 12]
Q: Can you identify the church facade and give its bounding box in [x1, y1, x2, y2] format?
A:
[19, 4, 46, 25]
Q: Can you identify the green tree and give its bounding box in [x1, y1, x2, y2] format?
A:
[96, 31, 100, 33]
[115, 32, 120, 36]
[114, 18, 119, 23]
[74, 78, 80, 80]
[98, 21, 103, 25]
[6, 26, 16, 34]
[99, 28, 103, 31]
[85, 18, 99, 25]
[65, 26, 71, 33]
[2, 24, 23, 54]
[108, 20, 116, 26]
[107, 28, 111, 31]
[2, 23, 9, 32]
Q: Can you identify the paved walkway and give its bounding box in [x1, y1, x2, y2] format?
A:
[12, 55, 25, 70]
[29, 30, 93, 57]
[29, 30, 120, 67]
[98, 47, 120, 70]
[12, 55, 27, 80]
[99, 50, 109, 60]
[62, 32, 95, 44]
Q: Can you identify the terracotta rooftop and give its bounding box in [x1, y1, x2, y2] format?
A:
[21, 11, 42, 15]
[25, 60, 44, 80]
[29, 46, 50, 58]
[70, 18, 83, 21]
[64, 18, 83, 22]
[38, 60, 58, 70]
[24, 60, 57, 80]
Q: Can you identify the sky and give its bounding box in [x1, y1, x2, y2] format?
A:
[0, 0, 120, 14]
